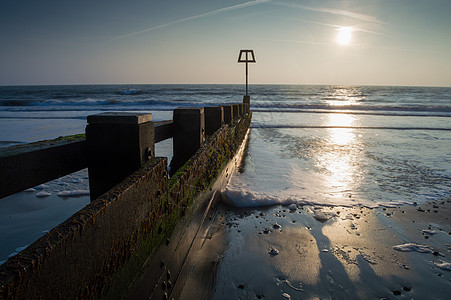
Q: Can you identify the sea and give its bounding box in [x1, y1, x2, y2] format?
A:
[0, 84, 450, 264]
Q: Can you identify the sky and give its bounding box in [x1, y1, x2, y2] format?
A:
[0, 0, 450, 86]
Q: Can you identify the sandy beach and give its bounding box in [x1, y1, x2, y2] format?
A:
[179, 199, 451, 299]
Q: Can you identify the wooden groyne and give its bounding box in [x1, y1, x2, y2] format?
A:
[0, 103, 251, 299]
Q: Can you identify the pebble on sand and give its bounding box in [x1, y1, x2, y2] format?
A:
[269, 247, 279, 256]
[288, 204, 297, 211]
[282, 292, 291, 299]
[313, 211, 335, 223]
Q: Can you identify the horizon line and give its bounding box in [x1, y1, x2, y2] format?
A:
[1, 83, 450, 88]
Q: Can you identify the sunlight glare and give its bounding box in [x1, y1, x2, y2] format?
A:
[327, 114, 355, 145]
[336, 27, 353, 45]
[315, 113, 361, 199]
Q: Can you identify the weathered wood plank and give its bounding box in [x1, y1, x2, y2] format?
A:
[154, 120, 173, 143]
[0, 138, 87, 199]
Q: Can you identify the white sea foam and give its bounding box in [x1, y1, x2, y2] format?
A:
[35, 191, 51, 197]
[422, 229, 439, 235]
[220, 126, 416, 208]
[393, 243, 433, 253]
[57, 190, 90, 197]
[34, 184, 49, 190]
[222, 187, 289, 208]
[221, 185, 406, 208]
[69, 178, 84, 184]
[52, 179, 66, 186]
[434, 261, 451, 271]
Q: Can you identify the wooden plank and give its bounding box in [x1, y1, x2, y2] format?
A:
[0, 139, 88, 199]
[154, 120, 173, 143]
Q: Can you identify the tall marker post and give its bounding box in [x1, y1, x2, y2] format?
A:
[238, 50, 256, 105]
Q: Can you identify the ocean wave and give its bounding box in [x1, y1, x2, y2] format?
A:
[2, 98, 449, 114]
[251, 103, 451, 113]
[251, 125, 451, 131]
[0, 98, 179, 107]
[119, 89, 141, 95]
[0, 99, 39, 106]
[252, 109, 450, 117]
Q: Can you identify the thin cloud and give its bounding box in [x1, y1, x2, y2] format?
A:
[275, 17, 384, 36]
[105, 0, 271, 43]
[272, 1, 383, 24]
[261, 37, 337, 46]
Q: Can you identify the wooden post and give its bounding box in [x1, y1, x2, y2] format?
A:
[240, 103, 246, 116]
[204, 106, 224, 136]
[232, 104, 239, 120]
[222, 105, 233, 125]
[243, 95, 250, 105]
[170, 108, 205, 175]
[86, 112, 154, 201]
[243, 102, 250, 114]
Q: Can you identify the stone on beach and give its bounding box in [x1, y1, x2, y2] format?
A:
[312, 211, 335, 223]
[268, 247, 279, 256]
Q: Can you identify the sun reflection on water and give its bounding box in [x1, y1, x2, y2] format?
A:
[324, 86, 366, 107]
[315, 113, 362, 199]
[328, 114, 355, 145]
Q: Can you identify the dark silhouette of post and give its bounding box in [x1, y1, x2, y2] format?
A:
[86, 112, 154, 201]
[170, 107, 205, 175]
[222, 105, 233, 125]
[204, 106, 224, 136]
[238, 50, 256, 105]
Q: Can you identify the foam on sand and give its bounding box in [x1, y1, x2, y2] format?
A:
[393, 243, 433, 253]
[57, 190, 90, 197]
[422, 229, 439, 235]
[434, 261, 451, 271]
[35, 191, 51, 197]
[221, 185, 407, 208]
[222, 187, 288, 208]
[34, 184, 49, 190]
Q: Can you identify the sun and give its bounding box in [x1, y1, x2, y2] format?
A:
[336, 27, 353, 45]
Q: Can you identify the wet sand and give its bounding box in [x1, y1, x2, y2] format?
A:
[179, 199, 451, 299]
